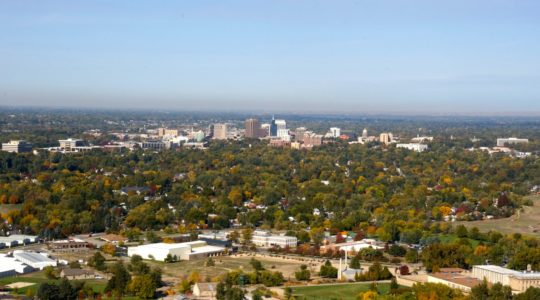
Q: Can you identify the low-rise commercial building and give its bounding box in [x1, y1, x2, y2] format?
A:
[472, 265, 540, 293]
[13, 251, 57, 270]
[252, 231, 297, 248]
[128, 241, 225, 261]
[496, 138, 528, 147]
[0, 235, 39, 248]
[0, 254, 32, 278]
[1, 140, 33, 153]
[397, 143, 429, 152]
[428, 271, 484, 293]
[49, 238, 93, 252]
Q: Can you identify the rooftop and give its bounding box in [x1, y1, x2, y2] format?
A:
[473, 265, 521, 275]
[13, 251, 55, 264]
[430, 272, 486, 289]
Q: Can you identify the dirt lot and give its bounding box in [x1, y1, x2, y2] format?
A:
[147, 252, 326, 284]
[456, 195, 540, 238]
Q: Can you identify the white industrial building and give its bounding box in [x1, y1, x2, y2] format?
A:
[325, 239, 384, 254]
[252, 231, 297, 248]
[13, 251, 57, 270]
[127, 241, 225, 261]
[0, 254, 32, 278]
[397, 143, 429, 152]
[0, 234, 39, 248]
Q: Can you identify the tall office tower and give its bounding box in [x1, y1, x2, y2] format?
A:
[379, 133, 393, 145]
[275, 119, 287, 130]
[270, 116, 278, 136]
[245, 118, 260, 138]
[213, 123, 228, 140]
[295, 127, 307, 142]
[1, 140, 33, 153]
[329, 127, 341, 138]
[362, 128, 368, 139]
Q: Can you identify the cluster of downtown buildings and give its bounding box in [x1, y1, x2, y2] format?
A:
[0, 115, 531, 154]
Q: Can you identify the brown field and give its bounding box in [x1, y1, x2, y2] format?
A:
[456, 195, 540, 238]
[147, 253, 324, 284]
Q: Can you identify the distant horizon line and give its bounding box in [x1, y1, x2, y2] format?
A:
[1, 104, 540, 118]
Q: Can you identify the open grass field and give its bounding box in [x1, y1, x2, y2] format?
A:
[437, 234, 482, 247]
[291, 282, 391, 300]
[0, 271, 108, 297]
[456, 195, 540, 238]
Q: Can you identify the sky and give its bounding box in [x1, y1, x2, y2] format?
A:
[0, 0, 539, 115]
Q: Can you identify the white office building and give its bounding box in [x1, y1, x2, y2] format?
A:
[496, 138, 528, 147]
[1, 140, 33, 153]
[396, 143, 429, 152]
[128, 241, 224, 261]
[329, 127, 341, 138]
[252, 231, 297, 248]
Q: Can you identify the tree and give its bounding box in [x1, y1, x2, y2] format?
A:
[388, 244, 407, 257]
[319, 260, 338, 278]
[405, 249, 419, 263]
[456, 225, 468, 238]
[295, 265, 311, 281]
[389, 277, 399, 294]
[470, 279, 490, 300]
[310, 227, 325, 246]
[129, 254, 150, 275]
[249, 258, 264, 271]
[44, 265, 58, 279]
[284, 287, 292, 300]
[37, 283, 60, 300]
[206, 257, 215, 267]
[127, 274, 157, 299]
[105, 261, 131, 297]
[515, 287, 540, 300]
[241, 228, 253, 250]
[58, 279, 77, 300]
[88, 252, 106, 271]
[350, 255, 361, 269]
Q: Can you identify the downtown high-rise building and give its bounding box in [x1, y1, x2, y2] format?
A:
[213, 123, 228, 140]
[270, 116, 278, 136]
[245, 118, 261, 138]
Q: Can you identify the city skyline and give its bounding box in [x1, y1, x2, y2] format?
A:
[1, 1, 539, 114]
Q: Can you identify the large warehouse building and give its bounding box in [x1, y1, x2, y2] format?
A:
[0, 254, 32, 278]
[13, 251, 57, 270]
[127, 241, 225, 261]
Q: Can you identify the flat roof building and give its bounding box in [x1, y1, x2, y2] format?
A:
[252, 231, 297, 248]
[13, 251, 57, 270]
[0, 254, 32, 278]
[1, 140, 32, 153]
[213, 123, 228, 140]
[472, 265, 540, 293]
[428, 271, 484, 293]
[397, 143, 429, 152]
[496, 138, 529, 147]
[128, 241, 224, 261]
[245, 119, 261, 138]
[59, 138, 85, 152]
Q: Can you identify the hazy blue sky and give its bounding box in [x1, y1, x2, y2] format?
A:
[1, 0, 539, 114]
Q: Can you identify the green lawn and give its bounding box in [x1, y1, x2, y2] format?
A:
[0, 271, 108, 297]
[437, 234, 482, 248]
[291, 282, 391, 300]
